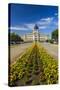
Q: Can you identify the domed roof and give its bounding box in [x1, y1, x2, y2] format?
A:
[34, 24, 39, 29]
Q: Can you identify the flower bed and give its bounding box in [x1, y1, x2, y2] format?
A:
[38, 43, 58, 84]
[9, 43, 58, 86]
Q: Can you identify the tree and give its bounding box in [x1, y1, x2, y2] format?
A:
[52, 29, 58, 42]
[10, 33, 23, 43]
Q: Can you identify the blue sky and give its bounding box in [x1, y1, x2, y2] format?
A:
[9, 3, 58, 36]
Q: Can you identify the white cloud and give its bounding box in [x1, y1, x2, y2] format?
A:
[26, 23, 47, 30]
[54, 13, 58, 16]
[36, 17, 54, 30]
[41, 17, 53, 23]
[9, 23, 35, 31]
[53, 22, 58, 26]
[25, 23, 35, 30]
[39, 26, 46, 29]
[37, 17, 53, 26]
[9, 26, 29, 31]
[37, 21, 47, 25]
[9, 17, 56, 31]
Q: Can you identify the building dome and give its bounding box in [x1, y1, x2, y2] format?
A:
[34, 24, 39, 30]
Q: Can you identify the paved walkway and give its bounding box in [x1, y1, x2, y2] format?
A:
[10, 42, 58, 64]
[10, 43, 32, 63]
[40, 42, 58, 60]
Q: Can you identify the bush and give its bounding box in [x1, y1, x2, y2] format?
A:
[49, 40, 54, 43]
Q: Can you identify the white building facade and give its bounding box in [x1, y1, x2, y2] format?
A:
[21, 24, 49, 42]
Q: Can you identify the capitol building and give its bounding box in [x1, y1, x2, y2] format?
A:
[21, 24, 49, 42]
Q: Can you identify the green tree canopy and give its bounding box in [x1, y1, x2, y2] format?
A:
[10, 33, 23, 42]
[52, 29, 58, 41]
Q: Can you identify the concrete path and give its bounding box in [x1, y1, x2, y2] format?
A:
[10, 42, 58, 64]
[40, 42, 58, 60]
[10, 43, 32, 63]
